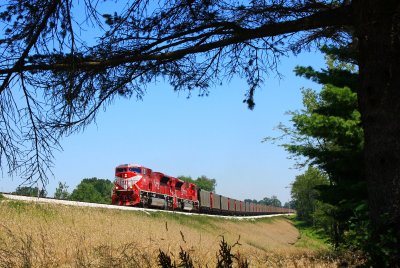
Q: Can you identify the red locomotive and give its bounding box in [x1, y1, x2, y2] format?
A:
[111, 164, 198, 210]
[111, 163, 295, 215]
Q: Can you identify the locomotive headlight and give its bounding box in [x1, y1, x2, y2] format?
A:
[115, 186, 119, 190]
[124, 174, 127, 178]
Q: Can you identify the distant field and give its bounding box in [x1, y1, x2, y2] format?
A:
[0, 198, 360, 267]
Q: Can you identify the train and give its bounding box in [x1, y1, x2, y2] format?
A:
[111, 163, 295, 216]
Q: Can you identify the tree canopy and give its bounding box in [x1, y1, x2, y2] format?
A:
[178, 175, 216, 192]
[291, 166, 329, 224]
[54, 181, 70, 200]
[258, 195, 282, 207]
[269, 48, 367, 248]
[13, 186, 47, 197]
[244, 196, 283, 207]
[69, 178, 113, 204]
[270, 47, 366, 207]
[244, 199, 258, 204]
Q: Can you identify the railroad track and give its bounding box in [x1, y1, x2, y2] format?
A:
[1, 193, 293, 219]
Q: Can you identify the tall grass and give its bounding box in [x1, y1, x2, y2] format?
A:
[0, 200, 365, 267]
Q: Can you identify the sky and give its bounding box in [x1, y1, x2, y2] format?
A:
[0, 50, 325, 203]
[0, 2, 326, 203]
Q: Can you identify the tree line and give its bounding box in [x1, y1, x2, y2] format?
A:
[244, 196, 284, 208]
[12, 174, 217, 204]
[14, 178, 114, 204]
[12, 175, 285, 209]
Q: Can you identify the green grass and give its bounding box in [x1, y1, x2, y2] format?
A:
[5, 200, 29, 212]
[145, 210, 260, 232]
[292, 219, 332, 250]
[255, 215, 285, 223]
[5, 201, 60, 221]
[0, 193, 4, 200]
[144, 210, 281, 230]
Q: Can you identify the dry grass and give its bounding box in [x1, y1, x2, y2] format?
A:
[0, 200, 364, 267]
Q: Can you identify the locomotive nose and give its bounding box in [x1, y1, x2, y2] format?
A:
[123, 172, 138, 178]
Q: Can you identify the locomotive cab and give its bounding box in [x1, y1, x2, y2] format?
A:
[112, 164, 150, 205]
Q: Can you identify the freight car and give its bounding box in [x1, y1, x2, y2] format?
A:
[111, 163, 295, 216]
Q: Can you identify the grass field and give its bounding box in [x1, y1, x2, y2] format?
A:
[0, 199, 363, 267]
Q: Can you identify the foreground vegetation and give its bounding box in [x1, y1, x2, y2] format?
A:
[0, 199, 365, 267]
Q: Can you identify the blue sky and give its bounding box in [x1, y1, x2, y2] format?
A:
[0, 50, 325, 203]
[0, 0, 327, 203]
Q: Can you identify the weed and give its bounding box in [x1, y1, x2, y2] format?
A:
[216, 236, 250, 268]
[216, 236, 235, 268]
[178, 246, 194, 268]
[157, 236, 249, 268]
[236, 252, 249, 268]
[158, 249, 175, 268]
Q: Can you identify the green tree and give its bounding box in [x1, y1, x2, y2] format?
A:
[70, 178, 113, 204]
[291, 167, 329, 224]
[54, 181, 70, 200]
[178, 175, 216, 192]
[312, 200, 342, 248]
[291, 167, 345, 247]
[292, 57, 367, 225]
[177, 176, 195, 184]
[244, 199, 258, 204]
[278, 53, 363, 184]
[0, 1, 399, 264]
[283, 200, 296, 210]
[13, 186, 47, 197]
[194, 175, 216, 192]
[259, 196, 282, 207]
[267, 48, 368, 247]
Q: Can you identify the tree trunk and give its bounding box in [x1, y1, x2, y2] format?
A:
[355, 0, 400, 265]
